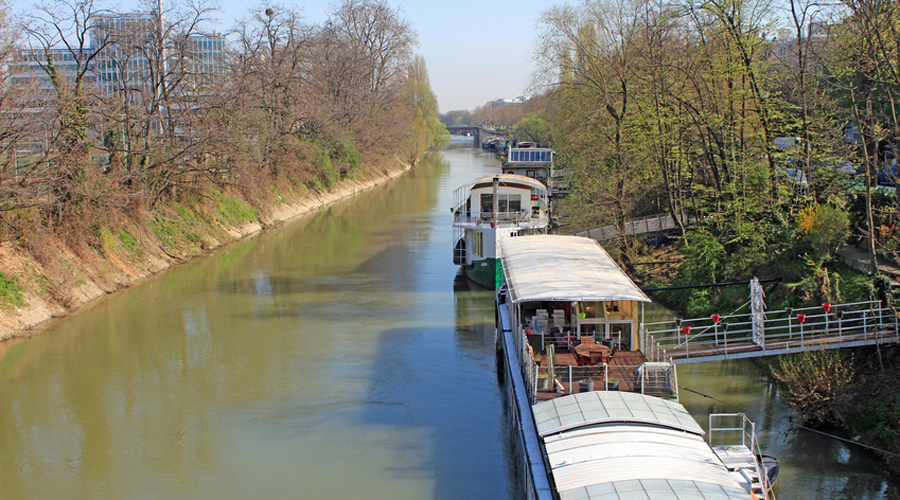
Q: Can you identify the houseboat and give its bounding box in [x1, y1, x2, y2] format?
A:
[495, 234, 777, 500]
[451, 174, 550, 288]
[502, 145, 554, 189]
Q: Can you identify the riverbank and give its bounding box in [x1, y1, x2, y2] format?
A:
[0, 161, 413, 342]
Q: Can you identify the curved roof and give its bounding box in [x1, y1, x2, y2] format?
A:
[499, 235, 651, 304]
[533, 391, 703, 437]
[453, 174, 548, 192]
[535, 392, 753, 500]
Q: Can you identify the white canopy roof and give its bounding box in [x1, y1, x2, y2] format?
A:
[453, 173, 548, 193]
[535, 392, 752, 500]
[499, 235, 651, 304]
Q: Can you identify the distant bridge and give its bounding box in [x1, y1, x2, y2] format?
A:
[446, 125, 505, 147]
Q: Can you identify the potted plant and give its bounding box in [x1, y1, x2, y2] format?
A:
[606, 379, 619, 391]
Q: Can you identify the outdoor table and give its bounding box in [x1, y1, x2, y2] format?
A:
[574, 342, 610, 365]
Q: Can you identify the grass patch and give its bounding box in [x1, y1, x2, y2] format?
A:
[213, 191, 257, 226]
[118, 229, 140, 254]
[174, 204, 201, 226]
[149, 216, 181, 251]
[0, 271, 25, 308]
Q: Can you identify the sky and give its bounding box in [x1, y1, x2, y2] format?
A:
[12, 0, 556, 112]
[204, 0, 556, 112]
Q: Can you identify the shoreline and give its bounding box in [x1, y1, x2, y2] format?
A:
[0, 161, 413, 342]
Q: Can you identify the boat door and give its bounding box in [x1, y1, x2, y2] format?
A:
[605, 321, 634, 351]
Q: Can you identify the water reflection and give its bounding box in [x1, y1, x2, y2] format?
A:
[0, 145, 512, 499]
[668, 332, 900, 498]
[7, 139, 894, 499]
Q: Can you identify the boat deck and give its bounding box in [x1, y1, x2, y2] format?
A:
[714, 445, 769, 498]
[534, 350, 648, 401]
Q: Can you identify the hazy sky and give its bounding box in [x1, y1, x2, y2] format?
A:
[14, 0, 553, 111]
[209, 0, 554, 112]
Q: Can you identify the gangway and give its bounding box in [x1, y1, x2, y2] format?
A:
[573, 213, 693, 241]
[642, 300, 900, 364]
[708, 413, 777, 500]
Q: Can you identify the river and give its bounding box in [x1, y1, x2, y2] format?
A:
[0, 138, 897, 499]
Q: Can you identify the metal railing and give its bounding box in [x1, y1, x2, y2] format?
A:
[636, 362, 678, 398]
[708, 413, 775, 500]
[643, 300, 900, 363]
[533, 359, 677, 399]
[453, 209, 549, 227]
[574, 213, 689, 241]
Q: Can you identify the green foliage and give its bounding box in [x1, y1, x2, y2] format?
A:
[117, 230, 140, 254]
[344, 142, 363, 171]
[0, 271, 24, 308]
[685, 289, 713, 317]
[405, 56, 449, 159]
[770, 350, 856, 425]
[862, 274, 894, 306]
[796, 203, 850, 264]
[174, 204, 200, 226]
[680, 229, 726, 283]
[149, 217, 181, 251]
[850, 397, 900, 446]
[797, 258, 844, 304]
[212, 191, 258, 225]
[315, 146, 339, 189]
[849, 190, 895, 230]
[515, 112, 552, 145]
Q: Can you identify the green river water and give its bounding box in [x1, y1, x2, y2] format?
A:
[0, 138, 897, 499]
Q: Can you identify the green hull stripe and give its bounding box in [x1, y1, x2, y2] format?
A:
[465, 258, 497, 289]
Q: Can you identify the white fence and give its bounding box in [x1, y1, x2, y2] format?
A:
[642, 300, 900, 363]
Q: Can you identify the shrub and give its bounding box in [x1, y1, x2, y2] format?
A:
[770, 350, 856, 425]
[680, 229, 726, 283]
[796, 203, 850, 264]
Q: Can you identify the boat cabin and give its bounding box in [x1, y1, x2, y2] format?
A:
[451, 174, 549, 227]
[503, 146, 553, 187]
[451, 175, 551, 288]
[499, 234, 648, 351]
[497, 235, 677, 397]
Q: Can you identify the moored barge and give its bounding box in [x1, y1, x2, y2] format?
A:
[451, 174, 550, 288]
[494, 234, 777, 500]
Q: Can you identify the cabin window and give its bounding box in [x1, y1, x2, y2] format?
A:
[526, 170, 535, 178]
[473, 231, 483, 257]
[577, 302, 604, 319]
[481, 194, 522, 214]
[498, 194, 522, 213]
[480, 193, 493, 214]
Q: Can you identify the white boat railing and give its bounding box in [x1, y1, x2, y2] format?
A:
[709, 413, 776, 500]
[643, 300, 899, 362]
[453, 210, 549, 227]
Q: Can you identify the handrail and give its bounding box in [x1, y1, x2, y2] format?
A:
[453, 210, 550, 227]
[708, 413, 776, 500]
[642, 301, 899, 361]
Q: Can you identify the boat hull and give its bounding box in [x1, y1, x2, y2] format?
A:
[464, 258, 499, 289]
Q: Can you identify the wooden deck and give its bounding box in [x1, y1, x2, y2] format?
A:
[535, 350, 648, 402]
